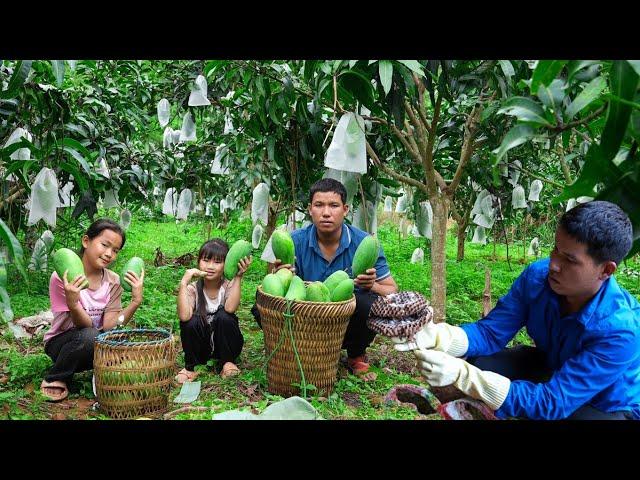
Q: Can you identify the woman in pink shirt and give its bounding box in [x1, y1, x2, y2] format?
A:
[40, 219, 144, 401]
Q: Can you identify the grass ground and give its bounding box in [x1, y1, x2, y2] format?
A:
[1, 210, 639, 420]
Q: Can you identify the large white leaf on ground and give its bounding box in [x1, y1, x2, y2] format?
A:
[95, 157, 110, 178]
[411, 247, 424, 264]
[416, 201, 433, 238]
[157, 98, 170, 127]
[162, 188, 178, 216]
[176, 189, 193, 221]
[27, 168, 59, 228]
[58, 181, 75, 207]
[180, 112, 197, 142]
[120, 209, 132, 230]
[324, 112, 367, 174]
[383, 196, 393, 212]
[352, 200, 377, 235]
[211, 144, 229, 175]
[4, 127, 33, 160]
[252, 224, 264, 249]
[188, 75, 211, 107]
[512, 184, 528, 209]
[251, 183, 270, 226]
[528, 179, 543, 201]
[528, 237, 540, 257]
[103, 189, 119, 209]
[472, 226, 487, 245]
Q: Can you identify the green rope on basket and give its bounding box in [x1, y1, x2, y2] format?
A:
[263, 299, 308, 397]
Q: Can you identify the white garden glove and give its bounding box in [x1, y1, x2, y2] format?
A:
[392, 322, 469, 357]
[415, 349, 511, 411]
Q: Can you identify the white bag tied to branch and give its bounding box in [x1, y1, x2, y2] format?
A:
[416, 201, 433, 239]
[28, 167, 59, 228]
[29, 239, 47, 272]
[323, 168, 360, 206]
[162, 188, 178, 216]
[224, 109, 235, 135]
[395, 193, 408, 214]
[499, 162, 509, 177]
[508, 160, 522, 186]
[480, 194, 495, 219]
[410, 223, 421, 238]
[188, 75, 211, 107]
[172, 129, 182, 145]
[120, 209, 132, 230]
[528, 179, 543, 202]
[4, 127, 33, 160]
[103, 189, 119, 209]
[472, 226, 487, 245]
[383, 196, 393, 213]
[512, 184, 528, 209]
[176, 189, 193, 221]
[252, 224, 264, 249]
[95, 157, 110, 178]
[471, 189, 491, 216]
[211, 144, 229, 175]
[180, 112, 197, 142]
[58, 181, 74, 207]
[411, 247, 424, 265]
[324, 112, 367, 174]
[528, 237, 540, 257]
[251, 183, 270, 227]
[157, 99, 170, 127]
[352, 200, 377, 235]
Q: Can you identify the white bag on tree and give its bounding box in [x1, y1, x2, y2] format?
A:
[4, 127, 33, 160]
[528, 180, 543, 201]
[323, 168, 360, 206]
[157, 99, 170, 127]
[180, 112, 197, 142]
[211, 144, 229, 175]
[508, 160, 522, 186]
[251, 183, 270, 226]
[480, 194, 495, 219]
[162, 127, 174, 149]
[95, 157, 110, 178]
[384, 196, 393, 213]
[252, 224, 264, 249]
[224, 110, 235, 134]
[416, 201, 433, 239]
[172, 129, 182, 145]
[176, 189, 193, 221]
[28, 168, 59, 228]
[471, 190, 491, 216]
[473, 213, 495, 229]
[120, 209, 132, 230]
[352, 200, 377, 234]
[103, 189, 119, 209]
[162, 188, 178, 216]
[528, 237, 540, 257]
[395, 193, 408, 214]
[28, 235, 51, 272]
[512, 184, 528, 209]
[472, 226, 487, 245]
[324, 112, 367, 174]
[58, 181, 74, 207]
[411, 247, 424, 265]
[188, 75, 211, 107]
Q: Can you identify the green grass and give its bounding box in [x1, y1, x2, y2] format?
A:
[1, 211, 638, 420]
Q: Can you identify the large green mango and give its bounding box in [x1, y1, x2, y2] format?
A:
[224, 240, 253, 280]
[262, 273, 285, 297]
[323, 270, 350, 293]
[53, 248, 88, 288]
[284, 275, 306, 301]
[272, 230, 295, 266]
[331, 278, 355, 302]
[351, 236, 379, 277]
[120, 256, 145, 292]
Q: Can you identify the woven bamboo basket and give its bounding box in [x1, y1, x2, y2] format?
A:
[94, 329, 176, 419]
[256, 284, 356, 397]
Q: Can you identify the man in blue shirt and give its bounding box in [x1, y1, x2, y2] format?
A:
[252, 178, 398, 378]
[394, 200, 640, 419]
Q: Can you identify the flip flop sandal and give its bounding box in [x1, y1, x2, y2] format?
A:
[346, 356, 377, 381]
[40, 380, 69, 402]
[175, 368, 199, 384]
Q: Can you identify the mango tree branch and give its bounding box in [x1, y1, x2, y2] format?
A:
[448, 102, 483, 194]
[0, 187, 26, 210]
[550, 104, 607, 132]
[422, 95, 443, 196]
[412, 73, 432, 134]
[366, 142, 429, 194]
[389, 122, 422, 165]
[510, 163, 564, 188]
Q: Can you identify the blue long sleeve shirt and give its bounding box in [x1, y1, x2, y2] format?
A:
[461, 258, 640, 420]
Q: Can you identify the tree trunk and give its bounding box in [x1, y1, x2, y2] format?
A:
[430, 194, 449, 323]
[456, 219, 467, 262]
[264, 202, 278, 242]
[482, 267, 492, 317]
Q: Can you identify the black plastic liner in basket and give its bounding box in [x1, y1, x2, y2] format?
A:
[367, 291, 433, 339]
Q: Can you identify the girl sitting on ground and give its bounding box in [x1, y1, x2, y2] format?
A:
[41, 218, 144, 401]
[175, 238, 252, 383]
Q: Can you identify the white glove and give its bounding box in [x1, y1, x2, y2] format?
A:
[392, 322, 469, 357]
[415, 349, 511, 411]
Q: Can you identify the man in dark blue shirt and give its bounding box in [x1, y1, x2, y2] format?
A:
[252, 178, 398, 378]
[394, 200, 640, 419]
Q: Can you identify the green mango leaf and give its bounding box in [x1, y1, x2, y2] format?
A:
[626, 60, 640, 76]
[0, 60, 33, 99]
[338, 70, 374, 109]
[530, 60, 567, 95]
[565, 76, 607, 120]
[497, 97, 553, 127]
[61, 138, 92, 175]
[498, 60, 515, 81]
[492, 125, 536, 162]
[567, 60, 600, 83]
[59, 161, 88, 191]
[537, 79, 566, 110]
[0, 287, 13, 324]
[601, 60, 639, 158]
[397, 60, 425, 76]
[480, 100, 499, 123]
[51, 60, 65, 87]
[0, 218, 27, 281]
[379, 60, 393, 97]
